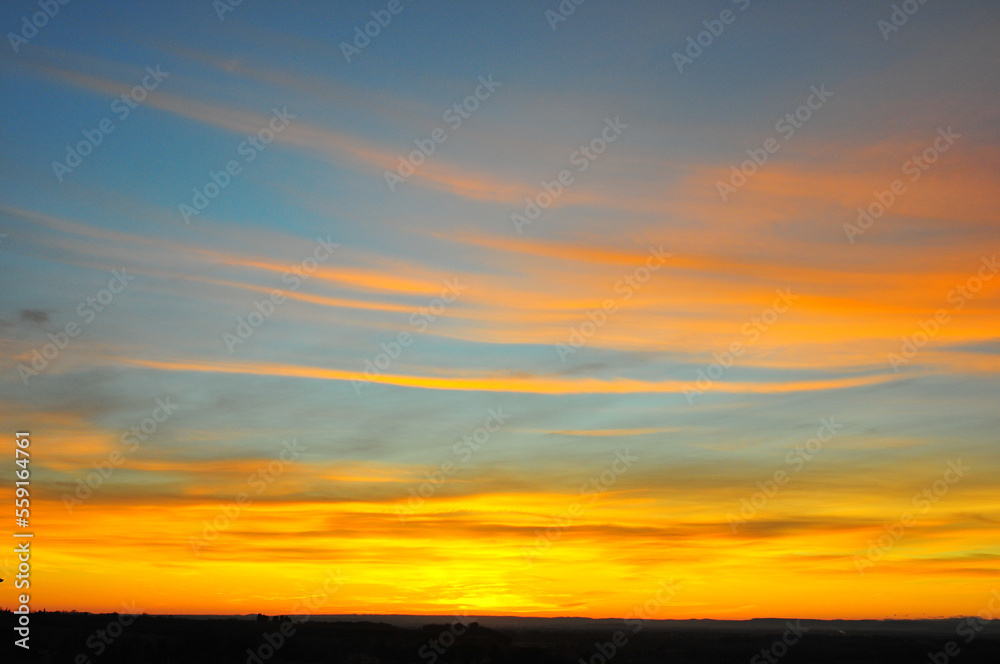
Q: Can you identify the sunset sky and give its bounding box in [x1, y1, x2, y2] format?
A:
[1, 0, 998, 620]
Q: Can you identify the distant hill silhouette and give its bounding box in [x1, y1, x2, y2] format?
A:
[2, 610, 999, 663]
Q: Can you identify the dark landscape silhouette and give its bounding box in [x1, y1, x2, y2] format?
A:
[4, 609, 1000, 663]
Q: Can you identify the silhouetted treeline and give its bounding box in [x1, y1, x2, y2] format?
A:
[2, 609, 1000, 663]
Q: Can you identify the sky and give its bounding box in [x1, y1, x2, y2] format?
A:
[0, 0, 998, 620]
